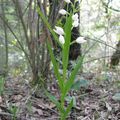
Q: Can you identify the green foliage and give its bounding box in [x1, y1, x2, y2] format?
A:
[37, 1, 85, 119]
[47, 15, 81, 119]
[65, 96, 76, 107]
[62, 13, 72, 76]
[71, 79, 89, 90]
[112, 93, 120, 101]
[9, 105, 19, 120]
[26, 101, 32, 113]
[46, 91, 64, 113]
[0, 77, 5, 96]
[11, 39, 17, 46]
[37, 7, 62, 48]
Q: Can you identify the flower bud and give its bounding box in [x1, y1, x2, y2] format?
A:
[59, 9, 68, 15]
[76, 37, 86, 44]
[72, 13, 79, 27]
[64, 0, 71, 4]
[59, 35, 65, 45]
[72, 20, 79, 27]
[72, 13, 79, 21]
[54, 26, 64, 35]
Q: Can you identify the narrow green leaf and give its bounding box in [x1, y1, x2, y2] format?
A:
[65, 96, 76, 107]
[37, 6, 64, 91]
[46, 91, 64, 113]
[65, 56, 84, 94]
[37, 7, 62, 48]
[47, 41, 64, 91]
[64, 99, 73, 119]
[62, 14, 72, 78]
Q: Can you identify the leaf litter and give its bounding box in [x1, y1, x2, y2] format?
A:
[0, 69, 120, 120]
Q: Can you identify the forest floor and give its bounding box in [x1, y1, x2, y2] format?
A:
[0, 69, 120, 120]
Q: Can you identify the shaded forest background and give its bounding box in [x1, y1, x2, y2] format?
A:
[0, 0, 120, 119]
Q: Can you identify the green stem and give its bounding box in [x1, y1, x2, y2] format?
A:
[60, 109, 66, 120]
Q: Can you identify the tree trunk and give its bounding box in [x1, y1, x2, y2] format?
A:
[1, 0, 8, 75]
[49, 0, 82, 61]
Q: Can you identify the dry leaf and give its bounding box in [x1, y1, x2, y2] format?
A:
[32, 107, 43, 115]
[48, 102, 56, 109]
[13, 95, 23, 101]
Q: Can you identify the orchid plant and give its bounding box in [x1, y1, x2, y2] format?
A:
[37, 0, 86, 119]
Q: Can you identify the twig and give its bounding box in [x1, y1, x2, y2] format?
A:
[101, 0, 120, 12]
[0, 112, 12, 117]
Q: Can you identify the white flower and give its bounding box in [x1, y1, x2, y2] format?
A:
[54, 26, 64, 35]
[76, 37, 86, 44]
[64, 0, 71, 4]
[72, 13, 79, 21]
[72, 20, 79, 27]
[59, 35, 65, 45]
[59, 9, 68, 15]
[72, 13, 79, 27]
